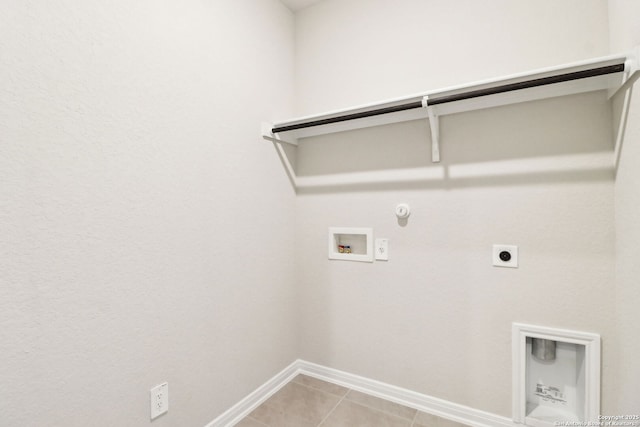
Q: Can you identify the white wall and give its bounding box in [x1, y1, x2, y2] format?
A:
[1, 0, 635, 424]
[294, 0, 610, 115]
[293, 0, 618, 417]
[609, 0, 640, 414]
[0, 1, 296, 426]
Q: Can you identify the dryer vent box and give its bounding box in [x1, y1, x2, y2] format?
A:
[513, 323, 600, 427]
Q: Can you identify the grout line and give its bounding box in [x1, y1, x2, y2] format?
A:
[243, 402, 274, 427]
[246, 416, 269, 427]
[302, 371, 475, 427]
[303, 368, 480, 427]
[294, 374, 467, 427]
[288, 377, 351, 427]
[316, 387, 350, 427]
[410, 408, 419, 427]
[342, 390, 418, 423]
[295, 375, 350, 399]
[341, 399, 416, 426]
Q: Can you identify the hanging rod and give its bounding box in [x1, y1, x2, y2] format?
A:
[271, 101, 424, 134]
[271, 63, 625, 134]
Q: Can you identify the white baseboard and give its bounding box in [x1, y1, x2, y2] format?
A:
[204, 359, 303, 427]
[298, 360, 516, 427]
[206, 359, 517, 427]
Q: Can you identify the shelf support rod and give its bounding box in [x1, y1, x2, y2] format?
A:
[423, 96, 440, 163]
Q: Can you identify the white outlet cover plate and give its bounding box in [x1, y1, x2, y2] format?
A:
[493, 245, 518, 268]
[150, 382, 168, 420]
[375, 238, 389, 261]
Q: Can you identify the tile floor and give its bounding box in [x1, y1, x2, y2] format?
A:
[234, 374, 470, 427]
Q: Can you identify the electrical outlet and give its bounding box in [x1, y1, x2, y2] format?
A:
[375, 238, 389, 261]
[493, 244, 518, 268]
[150, 382, 168, 420]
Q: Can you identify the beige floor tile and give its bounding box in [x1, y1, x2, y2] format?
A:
[413, 411, 470, 427]
[233, 416, 268, 427]
[320, 400, 412, 427]
[248, 403, 316, 427]
[251, 381, 341, 426]
[344, 390, 416, 420]
[292, 374, 350, 397]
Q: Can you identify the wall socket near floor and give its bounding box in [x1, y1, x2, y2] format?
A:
[150, 382, 168, 420]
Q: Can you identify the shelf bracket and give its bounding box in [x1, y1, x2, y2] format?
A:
[423, 96, 440, 163]
[261, 122, 298, 147]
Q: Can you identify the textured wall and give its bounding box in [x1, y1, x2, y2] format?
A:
[293, 0, 617, 417]
[294, 0, 610, 116]
[609, 0, 640, 414]
[0, 1, 296, 425]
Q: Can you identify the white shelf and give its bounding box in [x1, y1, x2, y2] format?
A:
[263, 49, 638, 151]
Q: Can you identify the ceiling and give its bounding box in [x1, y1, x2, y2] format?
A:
[280, 0, 324, 12]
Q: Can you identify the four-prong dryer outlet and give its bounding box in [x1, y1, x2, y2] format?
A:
[493, 245, 518, 268]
